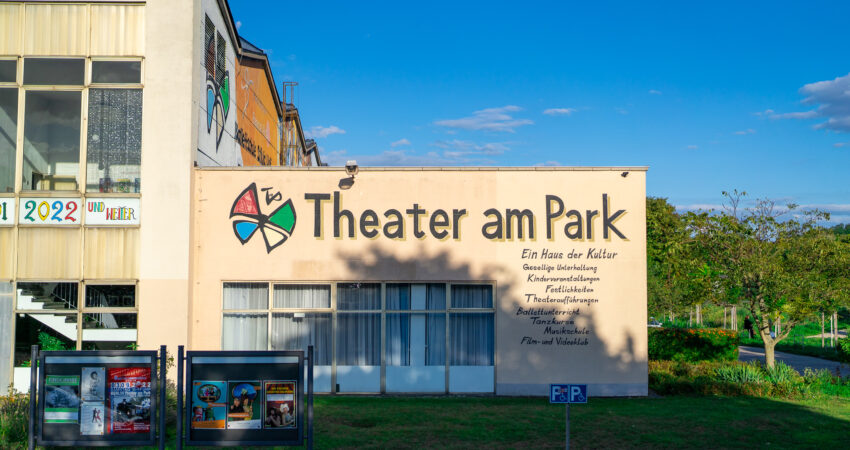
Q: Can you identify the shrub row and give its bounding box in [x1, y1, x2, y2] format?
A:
[649, 360, 850, 399]
[649, 327, 739, 362]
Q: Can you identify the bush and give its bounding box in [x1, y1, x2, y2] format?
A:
[649, 327, 740, 362]
[715, 362, 765, 384]
[0, 392, 29, 448]
[837, 338, 850, 363]
[649, 360, 850, 399]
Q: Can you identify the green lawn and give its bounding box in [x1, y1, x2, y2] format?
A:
[169, 395, 849, 449]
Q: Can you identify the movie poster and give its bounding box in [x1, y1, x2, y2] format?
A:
[80, 402, 105, 435]
[81, 367, 105, 402]
[45, 375, 80, 423]
[226, 381, 262, 429]
[108, 367, 151, 434]
[264, 381, 296, 429]
[191, 380, 226, 429]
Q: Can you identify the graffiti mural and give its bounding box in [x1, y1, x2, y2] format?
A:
[230, 183, 296, 253]
[197, 4, 240, 167]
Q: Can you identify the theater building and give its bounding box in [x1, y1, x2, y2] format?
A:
[0, 0, 648, 396]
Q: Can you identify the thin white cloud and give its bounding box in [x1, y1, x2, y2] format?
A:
[768, 73, 850, 132]
[236, 21, 242, 30]
[390, 138, 411, 147]
[432, 139, 510, 156]
[686, 144, 698, 150]
[753, 109, 775, 117]
[305, 125, 346, 139]
[834, 142, 849, 148]
[734, 128, 757, 135]
[770, 111, 818, 120]
[533, 161, 562, 167]
[615, 107, 629, 115]
[434, 106, 533, 132]
[648, 89, 662, 95]
[322, 148, 497, 167]
[543, 108, 576, 116]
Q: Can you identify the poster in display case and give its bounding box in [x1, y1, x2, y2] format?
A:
[184, 350, 310, 447]
[34, 350, 160, 447]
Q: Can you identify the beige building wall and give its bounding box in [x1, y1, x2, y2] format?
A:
[136, 0, 200, 354]
[191, 168, 648, 396]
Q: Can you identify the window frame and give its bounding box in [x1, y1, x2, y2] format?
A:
[219, 280, 496, 393]
[4, 56, 145, 195]
[9, 280, 139, 360]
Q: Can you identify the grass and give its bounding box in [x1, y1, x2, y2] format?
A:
[4, 394, 850, 448]
[216, 395, 850, 449]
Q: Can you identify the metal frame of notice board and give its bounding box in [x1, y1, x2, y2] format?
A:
[179, 346, 314, 448]
[30, 346, 165, 448]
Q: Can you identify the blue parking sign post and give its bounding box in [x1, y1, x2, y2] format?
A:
[550, 384, 587, 448]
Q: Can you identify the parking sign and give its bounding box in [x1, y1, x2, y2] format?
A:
[549, 384, 587, 404]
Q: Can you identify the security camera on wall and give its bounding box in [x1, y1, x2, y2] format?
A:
[345, 160, 359, 177]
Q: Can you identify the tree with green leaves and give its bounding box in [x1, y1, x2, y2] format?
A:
[646, 197, 693, 322]
[690, 192, 850, 367]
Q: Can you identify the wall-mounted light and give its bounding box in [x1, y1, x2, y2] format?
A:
[345, 160, 359, 178]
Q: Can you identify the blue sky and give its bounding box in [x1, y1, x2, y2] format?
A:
[229, 1, 850, 223]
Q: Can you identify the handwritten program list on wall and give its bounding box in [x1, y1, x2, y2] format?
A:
[517, 247, 619, 347]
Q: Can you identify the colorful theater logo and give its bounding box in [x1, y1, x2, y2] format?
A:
[230, 183, 296, 253]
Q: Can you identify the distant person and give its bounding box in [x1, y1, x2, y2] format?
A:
[744, 315, 754, 339]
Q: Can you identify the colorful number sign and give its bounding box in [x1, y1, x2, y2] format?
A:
[85, 198, 141, 226]
[0, 198, 13, 225]
[18, 198, 81, 225]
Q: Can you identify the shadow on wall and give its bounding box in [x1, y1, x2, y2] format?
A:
[336, 243, 647, 396]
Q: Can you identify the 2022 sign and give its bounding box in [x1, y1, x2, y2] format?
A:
[18, 198, 81, 225]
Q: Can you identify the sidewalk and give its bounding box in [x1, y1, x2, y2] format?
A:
[738, 346, 850, 376]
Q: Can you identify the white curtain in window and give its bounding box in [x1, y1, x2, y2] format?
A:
[451, 285, 493, 308]
[385, 314, 410, 366]
[273, 285, 330, 308]
[386, 313, 445, 366]
[426, 314, 446, 365]
[336, 313, 380, 365]
[222, 282, 268, 310]
[222, 313, 267, 350]
[271, 313, 332, 365]
[386, 284, 410, 310]
[426, 284, 446, 310]
[450, 313, 494, 365]
[337, 283, 380, 310]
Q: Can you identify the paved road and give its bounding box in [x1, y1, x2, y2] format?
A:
[739, 346, 850, 376]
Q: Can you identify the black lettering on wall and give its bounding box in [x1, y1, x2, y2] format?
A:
[602, 193, 627, 239]
[305, 193, 331, 237]
[406, 203, 426, 239]
[506, 208, 535, 240]
[383, 209, 404, 239]
[452, 209, 466, 240]
[545, 195, 564, 239]
[482, 208, 503, 240]
[360, 209, 380, 238]
[334, 191, 354, 238]
[585, 209, 599, 240]
[430, 209, 450, 239]
[564, 210, 583, 239]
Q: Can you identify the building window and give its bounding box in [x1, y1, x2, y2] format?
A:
[449, 285, 495, 366]
[219, 281, 495, 393]
[86, 89, 142, 193]
[22, 91, 82, 191]
[0, 87, 17, 193]
[221, 282, 268, 350]
[91, 61, 141, 84]
[11, 282, 138, 369]
[23, 58, 85, 86]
